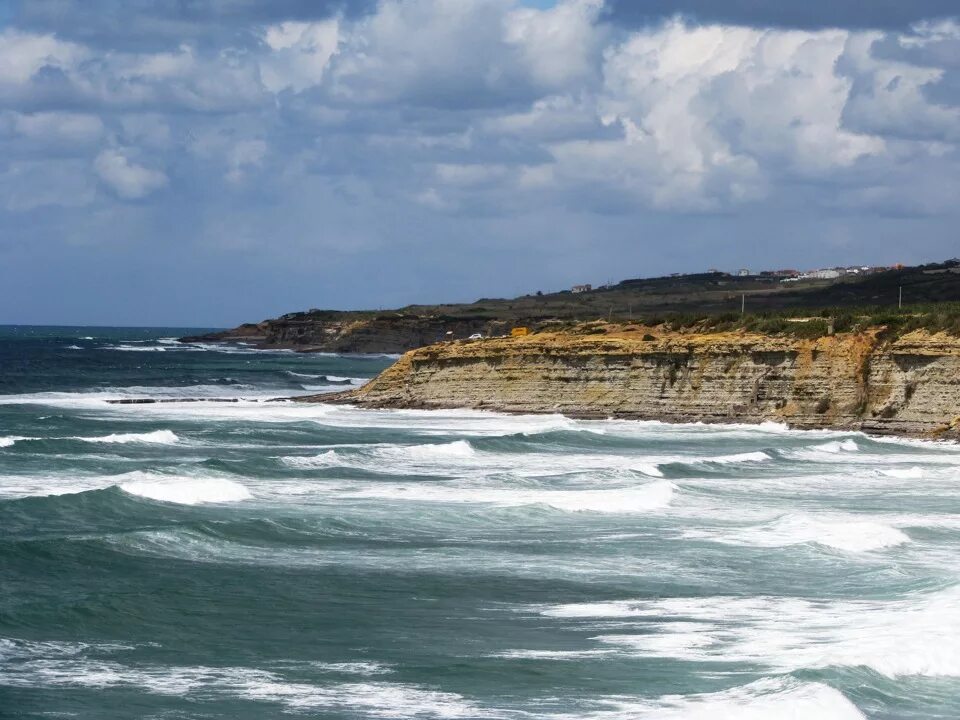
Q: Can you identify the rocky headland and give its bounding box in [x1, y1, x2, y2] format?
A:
[180, 259, 960, 354]
[302, 326, 960, 439]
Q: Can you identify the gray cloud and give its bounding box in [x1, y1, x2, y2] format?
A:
[603, 0, 960, 31]
[12, 0, 378, 50]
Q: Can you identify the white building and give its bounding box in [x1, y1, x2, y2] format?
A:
[811, 269, 840, 279]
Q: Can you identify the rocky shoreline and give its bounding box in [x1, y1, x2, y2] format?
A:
[297, 326, 960, 440]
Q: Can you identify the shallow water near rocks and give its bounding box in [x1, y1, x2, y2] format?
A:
[3, 325, 960, 718]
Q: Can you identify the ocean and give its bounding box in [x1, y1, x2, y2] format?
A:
[2, 325, 960, 719]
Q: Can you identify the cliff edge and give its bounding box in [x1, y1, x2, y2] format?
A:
[303, 326, 960, 439]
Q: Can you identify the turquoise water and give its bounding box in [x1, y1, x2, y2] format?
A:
[3, 326, 960, 719]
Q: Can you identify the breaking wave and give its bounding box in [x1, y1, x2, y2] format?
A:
[76, 430, 180, 445]
[686, 513, 911, 553]
[118, 473, 251, 505]
[542, 585, 960, 678]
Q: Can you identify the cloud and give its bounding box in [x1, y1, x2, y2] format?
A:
[603, 0, 960, 31]
[259, 20, 340, 93]
[93, 148, 167, 199]
[0, 0, 959, 323]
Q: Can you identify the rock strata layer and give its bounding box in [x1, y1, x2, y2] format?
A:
[305, 328, 960, 438]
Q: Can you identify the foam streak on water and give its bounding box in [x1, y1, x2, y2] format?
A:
[2, 326, 960, 719]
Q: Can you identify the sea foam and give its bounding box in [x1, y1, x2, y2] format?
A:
[542, 585, 960, 678]
[686, 513, 911, 553]
[77, 430, 180, 445]
[559, 677, 866, 720]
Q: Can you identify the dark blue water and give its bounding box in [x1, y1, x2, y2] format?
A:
[2, 326, 960, 719]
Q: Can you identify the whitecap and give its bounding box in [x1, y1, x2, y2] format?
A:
[103, 345, 168, 352]
[702, 450, 771, 464]
[77, 430, 180, 445]
[285, 370, 323, 379]
[812, 439, 860, 453]
[686, 514, 911, 553]
[343, 479, 676, 514]
[119, 473, 251, 505]
[490, 649, 614, 660]
[541, 585, 960, 678]
[281, 450, 341, 468]
[878, 466, 924, 479]
[397, 440, 476, 460]
[548, 677, 864, 720]
[0, 436, 29, 448]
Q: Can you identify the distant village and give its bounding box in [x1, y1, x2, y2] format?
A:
[569, 264, 901, 294]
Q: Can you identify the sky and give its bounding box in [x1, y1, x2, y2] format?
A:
[1, 0, 958, 326]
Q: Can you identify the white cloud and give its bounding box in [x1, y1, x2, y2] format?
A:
[552, 21, 890, 209]
[94, 149, 167, 199]
[260, 20, 340, 93]
[504, 0, 606, 89]
[0, 29, 86, 85]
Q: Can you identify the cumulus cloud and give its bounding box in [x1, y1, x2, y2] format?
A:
[93, 149, 167, 199]
[260, 20, 340, 92]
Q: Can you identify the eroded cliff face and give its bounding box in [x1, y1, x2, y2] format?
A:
[312, 328, 960, 438]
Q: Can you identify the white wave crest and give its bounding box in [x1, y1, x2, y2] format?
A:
[703, 450, 771, 464]
[344, 479, 676, 514]
[550, 678, 865, 720]
[285, 370, 323, 379]
[104, 344, 168, 352]
[813, 439, 860, 453]
[119, 473, 251, 505]
[78, 430, 180, 445]
[0, 436, 29, 448]
[397, 440, 476, 460]
[879, 466, 924, 479]
[687, 514, 911, 553]
[490, 649, 614, 660]
[541, 585, 960, 678]
[281, 450, 341, 468]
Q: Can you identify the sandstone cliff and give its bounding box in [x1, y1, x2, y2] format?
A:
[306, 327, 960, 438]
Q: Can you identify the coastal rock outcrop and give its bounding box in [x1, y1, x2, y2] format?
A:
[306, 328, 960, 438]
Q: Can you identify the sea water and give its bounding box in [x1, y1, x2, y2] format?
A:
[2, 325, 960, 718]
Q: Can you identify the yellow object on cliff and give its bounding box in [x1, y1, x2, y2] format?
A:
[511, 327, 530, 337]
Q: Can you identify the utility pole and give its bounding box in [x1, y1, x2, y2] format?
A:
[741, 294, 745, 316]
[898, 285, 902, 310]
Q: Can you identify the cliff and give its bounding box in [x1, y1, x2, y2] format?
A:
[305, 327, 960, 438]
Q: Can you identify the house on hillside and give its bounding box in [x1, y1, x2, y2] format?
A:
[571, 284, 592, 293]
[811, 269, 841, 280]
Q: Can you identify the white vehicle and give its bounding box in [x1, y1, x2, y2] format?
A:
[468, 333, 484, 340]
